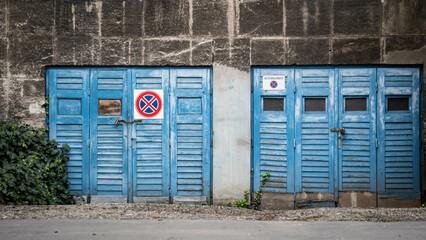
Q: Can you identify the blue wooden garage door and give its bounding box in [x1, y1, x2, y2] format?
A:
[252, 66, 422, 201]
[48, 67, 212, 203]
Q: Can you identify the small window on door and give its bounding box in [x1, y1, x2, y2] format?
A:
[387, 97, 410, 112]
[305, 98, 326, 112]
[263, 97, 284, 112]
[99, 99, 122, 115]
[345, 97, 367, 112]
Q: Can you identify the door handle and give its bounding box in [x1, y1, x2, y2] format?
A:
[115, 119, 142, 127]
[330, 128, 345, 149]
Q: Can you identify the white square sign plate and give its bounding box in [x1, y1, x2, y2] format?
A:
[134, 89, 164, 120]
[262, 75, 286, 91]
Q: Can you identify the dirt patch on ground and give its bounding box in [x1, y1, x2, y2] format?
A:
[1, 204, 425, 222]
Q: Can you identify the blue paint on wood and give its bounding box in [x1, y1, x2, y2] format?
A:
[252, 66, 422, 200]
[48, 69, 90, 195]
[90, 69, 129, 198]
[170, 69, 212, 200]
[48, 67, 212, 203]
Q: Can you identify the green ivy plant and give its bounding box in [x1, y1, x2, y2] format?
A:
[228, 172, 271, 210]
[0, 121, 75, 205]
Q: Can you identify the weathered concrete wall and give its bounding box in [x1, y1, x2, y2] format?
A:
[0, 0, 425, 204]
[212, 64, 250, 204]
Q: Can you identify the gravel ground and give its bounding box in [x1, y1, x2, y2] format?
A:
[1, 204, 425, 222]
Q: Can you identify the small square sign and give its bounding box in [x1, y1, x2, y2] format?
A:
[134, 89, 164, 120]
[262, 75, 286, 91]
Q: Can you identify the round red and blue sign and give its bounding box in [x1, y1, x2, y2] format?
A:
[135, 91, 163, 118]
[270, 80, 278, 88]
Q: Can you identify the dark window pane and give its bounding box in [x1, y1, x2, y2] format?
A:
[263, 98, 284, 111]
[305, 98, 326, 112]
[345, 98, 367, 112]
[99, 99, 122, 115]
[388, 97, 409, 111]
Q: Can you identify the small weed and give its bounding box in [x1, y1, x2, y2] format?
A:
[229, 172, 271, 210]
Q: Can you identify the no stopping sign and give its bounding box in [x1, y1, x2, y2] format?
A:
[134, 90, 164, 119]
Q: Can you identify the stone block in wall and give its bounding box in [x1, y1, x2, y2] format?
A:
[192, 39, 213, 66]
[0, 0, 5, 37]
[9, 35, 53, 78]
[8, 79, 45, 123]
[100, 38, 130, 65]
[124, 1, 143, 37]
[288, 38, 329, 65]
[0, 38, 5, 78]
[55, 0, 99, 37]
[7, 79, 27, 120]
[128, 39, 143, 65]
[101, 0, 143, 37]
[192, 0, 228, 36]
[23, 80, 44, 98]
[0, 79, 6, 120]
[384, 36, 426, 64]
[334, 0, 381, 35]
[144, 40, 191, 66]
[383, 0, 426, 35]
[54, 36, 95, 65]
[332, 38, 380, 64]
[239, 0, 283, 36]
[213, 38, 229, 67]
[9, 0, 54, 35]
[213, 38, 250, 72]
[251, 39, 284, 65]
[144, 0, 189, 37]
[101, 0, 124, 37]
[286, 0, 330, 36]
[53, 37, 74, 65]
[386, 36, 426, 53]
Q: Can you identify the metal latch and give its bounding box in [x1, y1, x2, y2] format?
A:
[330, 128, 345, 149]
[115, 119, 142, 127]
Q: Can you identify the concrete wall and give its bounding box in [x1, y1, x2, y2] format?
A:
[0, 0, 425, 204]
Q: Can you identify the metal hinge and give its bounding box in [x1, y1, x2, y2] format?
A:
[88, 88, 91, 96]
[88, 140, 90, 148]
[169, 88, 171, 96]
[210, 139, 213, 147]
[375, 82, 378, 93]
[294, 86, 296, 93]
[420, 114, 423, 119]
[294, 138, 296, 148]
[169, 140, 171, 147]
[210, 87, 213, 95]
[376, 138, 378, 149]
[251, 83, 253, 93]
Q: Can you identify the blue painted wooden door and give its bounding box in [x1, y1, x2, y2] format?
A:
[252, 68, 295, 193]
[48, 67, 212, 203]
[48, 69, 90, 195]
[377, 68, 421, 199]
[89, 70, 129, 202]
[252, 66, 422, 201]
[337, 68, 377, 192]
[294, 69, 336, 193]
[170, 69, 212, 201]
[131, 69, 170, 202]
